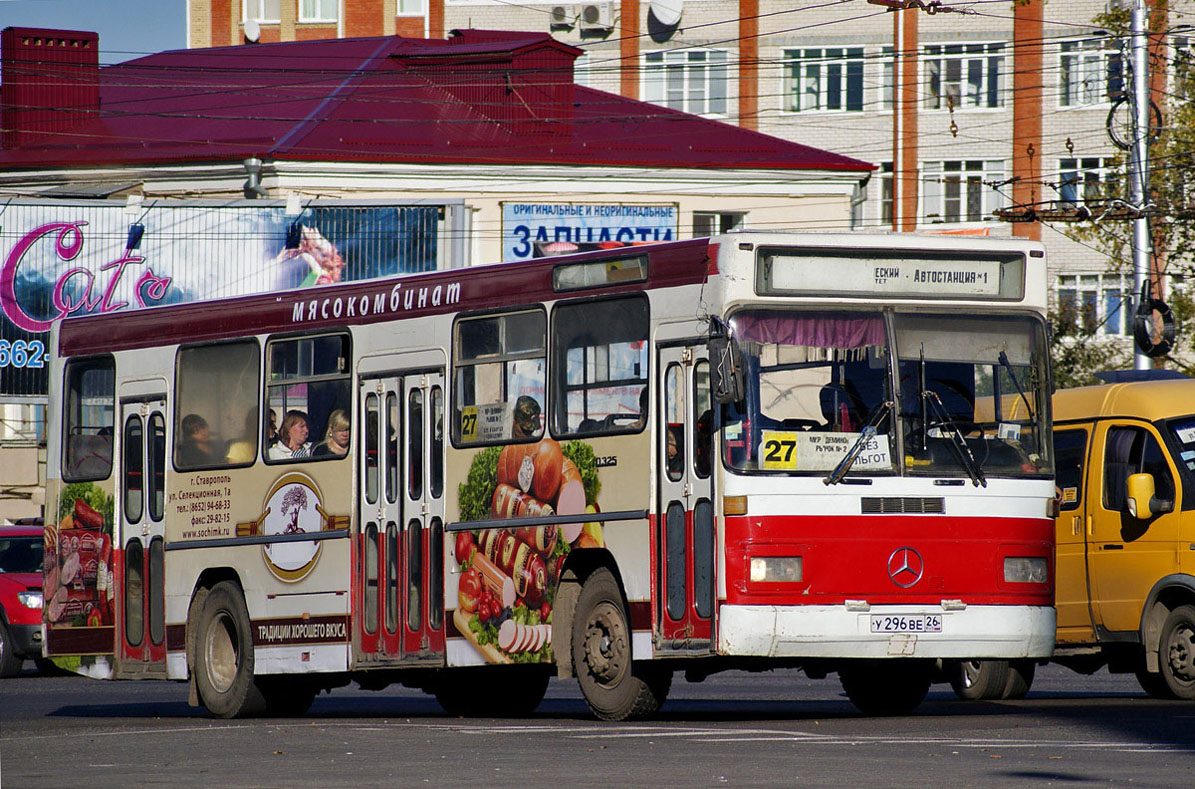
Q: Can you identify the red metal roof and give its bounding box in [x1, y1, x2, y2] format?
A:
[0, 29, 872, 173]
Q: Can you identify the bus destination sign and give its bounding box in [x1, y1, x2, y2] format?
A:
[761, 252, 1022, 300]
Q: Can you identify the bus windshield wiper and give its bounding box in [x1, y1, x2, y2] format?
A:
[824, 401, 893, 486]
[923, 390, 986, 487]
[997, 350, 1034, 422]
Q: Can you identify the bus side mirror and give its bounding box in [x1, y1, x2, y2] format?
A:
[1126, 473, 1173, 519]
[709, 334, 745, 405]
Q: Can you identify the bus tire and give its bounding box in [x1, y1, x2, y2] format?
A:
[193, 582, 266, 718]
[948, 659, 1010, 701]
[258, 677, 317, 717]
[1158, 605, 1195, 700]
[1002, 659, 1035, 699]
[0, 620, 23, 678]
[572, 568, 669, 721]
[840, 660, 932, 715]
[434, 665, 551, 717]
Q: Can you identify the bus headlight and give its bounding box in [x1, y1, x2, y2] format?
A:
[18, 590, 43, 610]
[750, 556, 803, 583]
[1003, 557, 1048, 584]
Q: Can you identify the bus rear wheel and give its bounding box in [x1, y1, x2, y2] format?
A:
[840, 660, 932, 715]
[193, 582, 266, 718]
[572, 568, 670, 721]
[1159, 605, 1195, 700]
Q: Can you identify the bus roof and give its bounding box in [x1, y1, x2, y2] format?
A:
[56, 238, 712, 357]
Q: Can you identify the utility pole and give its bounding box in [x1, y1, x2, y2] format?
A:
[1131, 0, 1152, 370]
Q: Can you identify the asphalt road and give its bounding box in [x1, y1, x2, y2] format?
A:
[2, 660, 1193, 788]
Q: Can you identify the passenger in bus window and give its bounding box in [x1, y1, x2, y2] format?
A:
[666, 425, 682, 476]
[314, 409, 351, 457]
[269, 410, 312, 460]
[224, 410, 260, 465]
[178, 414, 216, 467]
[511, 395, 542, 440]
[630, 387, 649, 431]
[266, 409, 279, 447]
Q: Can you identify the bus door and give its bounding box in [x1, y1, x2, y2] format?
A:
[116, 395, 167, 678]
[357, 378, 403, 664]
[654, 345, 715, 654]
[356, 370, 445, 666]
[400, 372, 446, 660]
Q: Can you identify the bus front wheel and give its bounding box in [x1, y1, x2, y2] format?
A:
[572, 568, 670, 721]
[840, 660, 932, 715]
[193, 582, 266, 718]
[1159, 605, 1195, 700]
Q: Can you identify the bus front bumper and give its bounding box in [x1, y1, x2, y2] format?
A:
[718, 604, 1055, 659]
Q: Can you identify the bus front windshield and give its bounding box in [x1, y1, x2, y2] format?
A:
[721, 309, 1051, 480]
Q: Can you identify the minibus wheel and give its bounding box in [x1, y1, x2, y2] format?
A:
[948, 659, 1010, 701]
[572, 567, 670, 721]
[1159, 605, 1195, 700]
[193, 581, 266, 718]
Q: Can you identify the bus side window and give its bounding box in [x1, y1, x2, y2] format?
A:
[264, 334, 351, 463]
[1053, 428, 1088, 511]
[452, 309, 546, 446]
[175, 341, 260, 471]
[63, 357, 115, 481]
[550, 295, 649, 437]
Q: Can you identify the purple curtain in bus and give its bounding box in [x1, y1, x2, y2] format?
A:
[732, 312, 885, 350]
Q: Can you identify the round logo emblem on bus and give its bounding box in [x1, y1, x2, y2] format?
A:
[259, 473, 325, 583]
[886, 547, 924, 588]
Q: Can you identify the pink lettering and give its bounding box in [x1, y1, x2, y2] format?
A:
[1, 222, 87, 332]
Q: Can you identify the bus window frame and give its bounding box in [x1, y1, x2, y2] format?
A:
[173, 338, 262, 472]
[549, 293, 650, 439]
[262, 331, 352, 466]
[449, 305, 548, 449]
[62, 354, 116, 483]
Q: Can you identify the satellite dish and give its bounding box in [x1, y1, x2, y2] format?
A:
[244, 19, 261, 43]
[650, 0, 683, 26]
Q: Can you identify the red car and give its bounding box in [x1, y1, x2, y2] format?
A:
[0, 522, 45, 677]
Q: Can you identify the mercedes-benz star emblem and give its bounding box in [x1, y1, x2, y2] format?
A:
[887, 547, 924, 588]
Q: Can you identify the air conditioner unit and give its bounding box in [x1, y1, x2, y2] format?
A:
[577, 2, 613, 32]
[549, 5, 574, 29]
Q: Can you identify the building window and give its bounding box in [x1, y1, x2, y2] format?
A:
[1058, 157, 1118, 205]
[398, 0, 425, 14]
[925, 43, 1004, 109]
[299, 0, 337, 22]
[783, 48, 864, 112]
[879, 162, 894, 227]
[1174, 35, 1192, 101]
[921, 160, 1005, 223]
[1057, 274, 1130, 336]
[1060, 38, 1123, 107]
[693, 212, 744, 237]
[881, 46, 895, 111]
[244, 0, 281, 23]
[643, 50, 728, 116]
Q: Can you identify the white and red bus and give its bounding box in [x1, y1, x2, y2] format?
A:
[43, 232, 1055, 719]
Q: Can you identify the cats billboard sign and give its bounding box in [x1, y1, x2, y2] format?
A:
[0, 199, 451, 398]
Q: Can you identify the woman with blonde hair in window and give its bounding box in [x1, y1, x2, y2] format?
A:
[314, 409, 351, 457]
